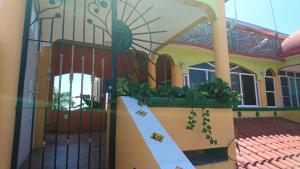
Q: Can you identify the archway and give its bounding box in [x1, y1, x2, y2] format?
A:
[156, 54, 175, 87]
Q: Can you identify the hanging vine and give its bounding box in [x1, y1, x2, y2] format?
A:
[186, 109, 217, 145]
[201, 109, 217, 145]
[186, 109, 197, 130]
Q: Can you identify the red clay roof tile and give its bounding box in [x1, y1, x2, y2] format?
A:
[235, 117, 300, 169]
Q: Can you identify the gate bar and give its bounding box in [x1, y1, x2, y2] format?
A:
[28, 20, 43, 169]
[41, 17, 55, 169]
[11, 0, 33, 168]
[65, 0, 77, 168]
[99, 29, 106, 169]
[54, 0, 67, 167]
[88, 25, 96, 169]
[109, 0, 118, 168]
[77, 0, 87, 167]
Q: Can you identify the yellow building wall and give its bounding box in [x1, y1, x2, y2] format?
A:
[158, 44, 283, 80]
[281, 111, 300, 123]
[150, 107, 236, 169]
[233, 111, 279, 118]
[283, 54, 300, 68]
[233, 110, 300, 124]
[157, 43, 300, 108]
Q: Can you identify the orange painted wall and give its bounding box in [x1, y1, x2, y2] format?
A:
[49, 110, 106, 133]
[116, 99, 160, 169]
[150, 107, 236, 169]
[0, 0, 26, 168]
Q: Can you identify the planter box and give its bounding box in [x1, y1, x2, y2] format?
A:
[116, 97, 236, 169]
[147, 97, 231, 108]
[150, 107, 236, 169]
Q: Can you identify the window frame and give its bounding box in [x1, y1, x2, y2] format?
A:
[231, 72, 259, 107]
[183, 74, 190, 87]
[279, 71, 300, 108]
[265, 72, 277, 108]
[188, 63, 259, 107]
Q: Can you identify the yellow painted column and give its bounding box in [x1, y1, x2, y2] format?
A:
[258, 80, 267, 107]
[171, 65, 183, 87]
[0, 0, 26, 168]
[34, 47, 50, 148]
[148, 55, 157, 88]
[274, 74, 283, 108]
[212, 0, 231, 85]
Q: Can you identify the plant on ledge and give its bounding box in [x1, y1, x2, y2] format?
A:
[201, 109, 217, 145]
[117, 78, 241, 145]
[185, 79, 239, 145]
[117, 78, 154, 105]
[117, 77, 240, 108]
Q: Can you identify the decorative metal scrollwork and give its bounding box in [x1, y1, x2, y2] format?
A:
[31, 0, 64, 25]
[87, 0, 166, 55]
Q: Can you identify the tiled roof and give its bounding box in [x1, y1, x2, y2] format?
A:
[234, 117, 300, 169]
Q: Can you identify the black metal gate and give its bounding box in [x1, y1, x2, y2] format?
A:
[12, 0, 164, 169]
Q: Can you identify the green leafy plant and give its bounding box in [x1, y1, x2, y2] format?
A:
[237, 111, 242, 118]
[186, 108, 217, 145]
[52, 88, 75, 111]
[153, 85, 186, 105]
[201, 109, 217, 145]
[186, 109, 197, 130]
[256, 111, 260, 118]
[117, 78, 154, 105]
[74, 94, 101, 110]
[117, 77, 241, 108]
[116, 78, 240, 145]
[197, 78, 240, 107]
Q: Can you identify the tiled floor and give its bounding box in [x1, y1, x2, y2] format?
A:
[20, 132, 106, 169]
[234, 117, 300, 169]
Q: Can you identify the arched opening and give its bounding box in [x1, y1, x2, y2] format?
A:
[52, 73, 102, 111]
[265, 69, 276, 107]
[49, 73, 106, 133]
[187, 62, 259, 107]
[156, 55, 174, 87]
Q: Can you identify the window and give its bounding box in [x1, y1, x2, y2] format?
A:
[183, 75, 190, 87]
[241, 75, 257, 106]
[188, 62, 215, 88]
[265, 69, 276, 107]
[280, 71, 300, 107]
[188, 62, 258, 107]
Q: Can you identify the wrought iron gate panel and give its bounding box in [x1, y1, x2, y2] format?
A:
[13, 0, 165, 169]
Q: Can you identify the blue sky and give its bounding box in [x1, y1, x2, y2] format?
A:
[225, 0, 300, 35]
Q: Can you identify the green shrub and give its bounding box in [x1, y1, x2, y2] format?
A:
[117, 77, 241, 108]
